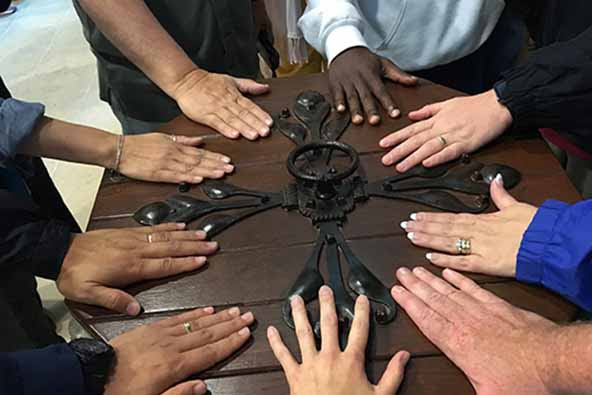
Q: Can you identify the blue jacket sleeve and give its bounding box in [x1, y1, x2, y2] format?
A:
[0, 344, 84, 395]
[517, 199, 592, 311]
[0, 97, 45, 167]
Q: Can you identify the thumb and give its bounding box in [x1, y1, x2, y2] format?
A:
[491, 173, 518, 210]
[383, 59, 418, 86]
[409, 102, 443, 121]
[376, 350, 410, 393]
[161, 381, 207, 395]
[233, 77, 270, 96]
[91, 286, 142, 316]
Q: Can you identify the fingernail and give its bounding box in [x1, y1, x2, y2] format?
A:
[370, 115, 381, 124]
[194, 382, 207, 395]
[207, 241, 218, 249]
[392, 285, 404, 294]
[194, 176, 203, 183]
[239, 327, 251, 336]
[413, 267, 426, 275]
[267, 326, 278, 337]
[402, 351, 411, 363]
[204, 306, 215, 314]
[425, 253, 433, 261]
[319, 285, 332, 297]
[177, 223, 187, 229]
[400, 221, 408, 230]
[397, 267, 410, 276]
[494, 173, 504, 186]
[357, 294, 369, 304]
[261, 127, 270, 134]
[126, 302, 141, 316]
[222, 156, 231, 163]
[224, 164, 234, 172]
[195, 256, 207, 265]
[353, 115, 364, 124]
[410, 213, 418, 221]
[290, 295, 303, 307]
[407, 232, 415, 240]
[229, 307, 240, 317]
[337, 104, 346, 112]
[195, 230, 206, 238]
[266, 118, 274, 126]
[390, 108, 401, 118]
[241, 312, 254, 322]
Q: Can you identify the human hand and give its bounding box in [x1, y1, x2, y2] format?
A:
[267, 286, 410, 395]
[380, 90, 513, 172]
[118, 133, 234, 184]
[329, 47, 418, 125]
[57, 223, 219, 315]
[400, 174, 537, 277]
[106, 306, 254, 395]
[173, 70, 273, 140]
[391, 267, 556, 395]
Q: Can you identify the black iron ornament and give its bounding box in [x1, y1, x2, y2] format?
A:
[134, 91, 522, 344]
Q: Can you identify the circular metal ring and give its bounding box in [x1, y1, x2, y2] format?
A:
[286, 141, 359, 183]
[455, 238, 471, 255]
[438, 135, 447, 146]
[170, 135, 178, 143]
[147, 233, 154, 244]
[183, 322, 192, 334]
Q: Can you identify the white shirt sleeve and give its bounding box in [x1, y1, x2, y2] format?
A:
[298, 0, 369, 64]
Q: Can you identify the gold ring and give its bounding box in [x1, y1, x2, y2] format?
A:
[171, 135, 178, 143]
[147, 233, 154, 243]
[183, 322, 192, 334]
[438, 135, 447, 146]
[455, 238, 471, 255]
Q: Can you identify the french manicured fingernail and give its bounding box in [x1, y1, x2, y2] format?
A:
[426, 253, 433, 261]
[241, 312, 254, 322]
[319, 285, 332, 297]
[392, 285, 404, 294]
[337, 104, 346, 112]
[177, 223, 187, 229]
[203, 306, 215, 314]
[390, 108, 401, 118]
[239, 327, 251, 336]
[195, 256, 207, 265]
[407, 232, 415, 240]
[194, 382, 207, 395]
[126, 302, 141, 316]
[400, 221, 408, 230]
[410, 213, 418, 221]
[495, 173, 504, 186]
[229, 307, 240, 317]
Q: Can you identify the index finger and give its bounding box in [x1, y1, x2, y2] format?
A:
[368, 76, 399, 118]
[345, 294, 370, 357]
[319, 286, 339, 352]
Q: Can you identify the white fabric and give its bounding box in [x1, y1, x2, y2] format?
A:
[265, 0, 309, 64]
[298, 0, 506, 70]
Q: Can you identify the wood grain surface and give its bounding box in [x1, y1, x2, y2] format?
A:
[68, 73, 581, 395]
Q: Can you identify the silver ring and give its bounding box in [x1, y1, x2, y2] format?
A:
[438, 135, 447, 146]
[147, 233, 154, 243]
[455, 238, 471, 255]
[183, 322, 192, 334]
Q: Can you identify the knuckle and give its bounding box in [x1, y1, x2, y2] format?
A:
[295, 324, 313, 339]
[160, 257, 174, 272]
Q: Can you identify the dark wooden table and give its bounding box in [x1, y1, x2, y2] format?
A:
[68, 73, 581, 394]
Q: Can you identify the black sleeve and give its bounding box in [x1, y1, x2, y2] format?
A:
[0, 190, 73, 280]
[494, 26, 592, 132]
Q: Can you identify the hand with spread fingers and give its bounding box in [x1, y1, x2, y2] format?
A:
[329, 47, 418, 126]
[267, 286, 410, 395]
[106, 306, 254, 395]
[391, 267, 557, 395]
[118, 133, 234, 184]
[380, 90, 513, 172]
[400, 174, 537, 277]
[173, 70, 274, 141]
[57, 223, 219, 316]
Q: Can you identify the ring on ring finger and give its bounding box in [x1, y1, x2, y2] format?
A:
[438, 135, 447, 146]
[147, 233, 154, 243]
[455, 238, 471, 255]
[170, 135, 178, 143]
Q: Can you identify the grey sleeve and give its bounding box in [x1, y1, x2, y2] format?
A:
[0, 98, 45, 166]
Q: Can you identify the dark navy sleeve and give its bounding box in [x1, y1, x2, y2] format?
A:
[0, 344, 85, 395]
[0, 97, 45, 167]
[517, 199, 592, 311]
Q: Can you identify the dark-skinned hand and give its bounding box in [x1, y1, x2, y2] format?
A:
[329, 47, 418, 125]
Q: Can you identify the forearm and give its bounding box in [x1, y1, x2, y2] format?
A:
[540, 324, 592, 394]
[18, 117, 118, 168]
[77, 0, 204, 99]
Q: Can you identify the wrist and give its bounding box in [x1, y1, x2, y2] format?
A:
[169, 67, 209, 103]
[97, 132, 119, 169]
[486, 89, 513, 130]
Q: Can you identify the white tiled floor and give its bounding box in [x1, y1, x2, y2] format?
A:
[1, 0, 120, 338]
